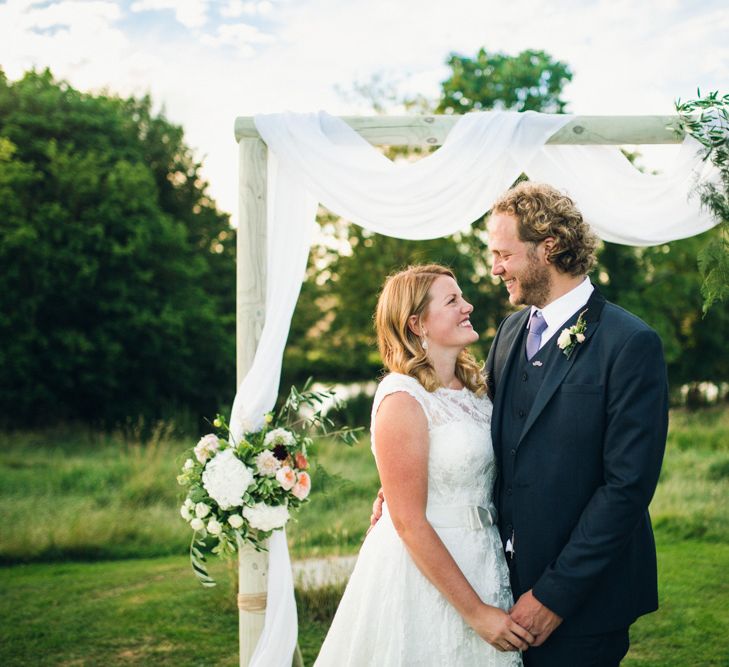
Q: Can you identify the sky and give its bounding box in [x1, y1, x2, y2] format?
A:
[1, 0, 728, 225]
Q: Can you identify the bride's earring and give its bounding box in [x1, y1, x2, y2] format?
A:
[421, 331, 428, 351]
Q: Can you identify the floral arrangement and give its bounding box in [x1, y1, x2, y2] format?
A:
[557, 308, 588, 358]
[177, 381, 361, 586]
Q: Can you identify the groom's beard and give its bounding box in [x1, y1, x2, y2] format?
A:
[514, 250, 552, 308]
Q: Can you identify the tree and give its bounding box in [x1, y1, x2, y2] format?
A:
[0, 69, 235, 428]
[437, 48, 572, 114]
[284, 48, 571, 385]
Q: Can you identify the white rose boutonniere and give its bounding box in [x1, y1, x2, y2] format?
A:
[557, 309, 588, 359]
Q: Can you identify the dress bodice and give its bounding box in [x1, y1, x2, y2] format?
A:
[371, 373, 495, 509]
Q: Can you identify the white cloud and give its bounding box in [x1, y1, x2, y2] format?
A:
[199, 21, 275, 55]
[1, 0, 727, 223]
[130, 0, 210, 29]
[221, 0, 274, 18]
[0, 0, 126, 79]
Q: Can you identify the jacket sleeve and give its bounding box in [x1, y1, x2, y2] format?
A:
[532, 327, 668, 619]
[485, 318, 507, 400]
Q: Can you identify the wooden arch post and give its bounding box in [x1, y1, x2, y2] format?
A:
[236, 136, 268, 667]
[233, 114, 685, 665]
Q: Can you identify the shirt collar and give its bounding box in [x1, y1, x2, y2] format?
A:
[529, 277, 594, 331]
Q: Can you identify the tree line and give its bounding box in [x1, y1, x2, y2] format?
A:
[1, 53, 726, 430]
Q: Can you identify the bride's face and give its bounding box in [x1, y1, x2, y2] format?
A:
[416, 276, 479, 351]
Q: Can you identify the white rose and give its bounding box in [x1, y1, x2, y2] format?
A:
[202, 448, 255, 510]
[207, 518, 222, 536]
[195, 502, 211, 518]
[190, 517, 205, 531]
[263, 428, 296, 448]
[183, 458, 195, 471]
[194, 434, 221, 464]
[228, 514, 244, 529]
[242, 502, 290, 532]
[557, 329, 572, 350]
[255, 450, 281, 476]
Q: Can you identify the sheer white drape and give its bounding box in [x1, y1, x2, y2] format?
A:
[230, 111, 718, 666]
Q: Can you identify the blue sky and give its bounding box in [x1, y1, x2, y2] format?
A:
[1, 0, 727, 222]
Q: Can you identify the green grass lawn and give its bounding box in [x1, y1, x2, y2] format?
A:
[1, 539, 727, 666]
[1, 405, 728, 664]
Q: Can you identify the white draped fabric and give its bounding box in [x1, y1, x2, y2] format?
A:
[230, 110, 718, 666]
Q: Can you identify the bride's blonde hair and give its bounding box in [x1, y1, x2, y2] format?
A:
[375, 264, 486, 395]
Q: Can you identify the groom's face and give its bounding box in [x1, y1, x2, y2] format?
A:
[488, 212, 552, 308]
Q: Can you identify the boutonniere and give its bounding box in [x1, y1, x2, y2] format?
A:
[557, 308, 588, 358]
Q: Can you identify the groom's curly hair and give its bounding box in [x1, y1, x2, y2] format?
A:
[492, 182, 598, 276]
[375, 264, 486, 396]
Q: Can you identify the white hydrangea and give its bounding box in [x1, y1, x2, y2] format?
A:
[255, 450, 281, 476]
[263, 428, 296, 448]
[202, 448, 254, 510]
[242, 502, 290, 532]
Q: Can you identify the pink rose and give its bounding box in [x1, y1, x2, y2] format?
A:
[276, 466, 296, 491]
[291, 471, 311, 500]
[194, 433, 220, 464]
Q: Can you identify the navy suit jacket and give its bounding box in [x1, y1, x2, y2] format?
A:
[486, 287, 668, 636]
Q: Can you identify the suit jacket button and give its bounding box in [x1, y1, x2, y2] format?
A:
[518, 409, 525, 418]
[510, 448, 516, 456]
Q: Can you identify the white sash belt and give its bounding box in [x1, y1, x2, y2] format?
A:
[426, 503, 498, 531]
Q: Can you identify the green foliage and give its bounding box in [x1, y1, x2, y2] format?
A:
[437, 48, 573, 114]
[0, 68, 235, 428]
[594, 233, 729, 392]
[676, 90, 729, 313]
[286, 48, 569, 386]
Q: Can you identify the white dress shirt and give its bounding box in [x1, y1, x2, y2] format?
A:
[528, 277, 594, 351]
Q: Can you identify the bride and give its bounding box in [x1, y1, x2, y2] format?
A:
[315, 264, 531, 666]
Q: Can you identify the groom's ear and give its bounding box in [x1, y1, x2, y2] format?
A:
[542, 237, 556, 263]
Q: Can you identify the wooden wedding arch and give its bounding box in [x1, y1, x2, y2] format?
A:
[232, 114, 686, 666]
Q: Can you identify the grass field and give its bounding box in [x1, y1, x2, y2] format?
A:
[1, 405, 728, 664]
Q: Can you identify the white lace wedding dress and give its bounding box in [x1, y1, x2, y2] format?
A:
[315, 373, 521, 666]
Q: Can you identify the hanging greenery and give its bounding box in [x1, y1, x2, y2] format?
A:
[676, 91, 729, 313]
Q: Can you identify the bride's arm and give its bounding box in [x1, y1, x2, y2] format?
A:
[375, 392, 533, 653]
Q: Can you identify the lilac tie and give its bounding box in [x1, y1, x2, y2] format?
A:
[526, 310, 548, 360]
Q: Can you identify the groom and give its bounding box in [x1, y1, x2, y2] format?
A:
[485, 182, 668, 665]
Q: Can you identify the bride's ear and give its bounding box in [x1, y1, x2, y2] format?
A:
[407, 314, 422, 337]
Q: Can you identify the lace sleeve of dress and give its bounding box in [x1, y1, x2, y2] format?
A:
[370, 373, 429, 457]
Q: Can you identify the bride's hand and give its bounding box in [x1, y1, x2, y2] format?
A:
[467, 603, 535, 652]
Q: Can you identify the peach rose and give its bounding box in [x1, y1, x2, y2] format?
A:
[276, 466, 296, 491]
[291, 471, 311, 500]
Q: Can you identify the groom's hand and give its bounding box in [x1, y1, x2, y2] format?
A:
[509, 589, 562, 647]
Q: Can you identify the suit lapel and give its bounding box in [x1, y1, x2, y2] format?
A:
[516, 287, 607, 449]
[492, 307, 530, 440]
